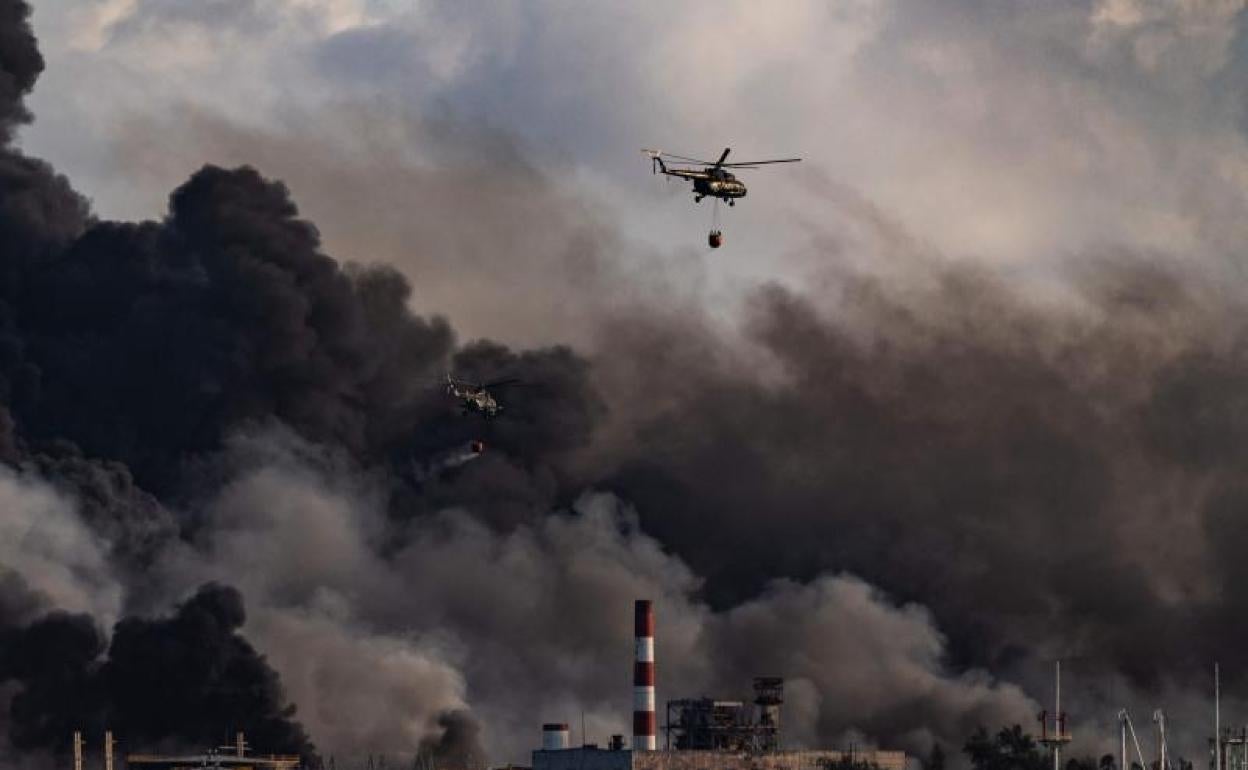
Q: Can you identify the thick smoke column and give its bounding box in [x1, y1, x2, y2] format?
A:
[6, 0, 1248, 765]
[0, 0, 40, 141]
[0, 584, 312, 759]
[0, 0, 606, 761]
[175, 447, 1038, 762]
[419, 711, 487, 770]
[101, 583, 312, 756]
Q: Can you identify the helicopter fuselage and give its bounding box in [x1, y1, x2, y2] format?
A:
[448, 383, 500, 417]
[693, 175, 747, 199]
[662, 167, 747, 202]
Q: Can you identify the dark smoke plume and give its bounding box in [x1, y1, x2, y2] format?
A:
[0, 584, 312, 758]
[0, 0, 602, 761]
[419, 712, 487, 770]
[3, 159, 600, 509]
[6, 0, 1248, 764]
[0, 1, 599, 503]
[0, 0, 40, 142]
[0, 611, 103, 751]
[102, 583, 312, 755]
[590, 251, 1248, 695]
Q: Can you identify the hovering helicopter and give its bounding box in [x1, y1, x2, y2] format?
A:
[444, 374, 521, 419]
[642, 147, 801, 206]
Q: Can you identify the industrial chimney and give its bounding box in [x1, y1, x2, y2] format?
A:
[633, 599, 656, 751]
[542, 724, 570, 751]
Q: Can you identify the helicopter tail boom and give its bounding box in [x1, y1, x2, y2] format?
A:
[641, 148, 667, 175]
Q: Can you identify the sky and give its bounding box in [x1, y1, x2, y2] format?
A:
[7, 1, 1248, 768]
[21, 0, 1248, 345]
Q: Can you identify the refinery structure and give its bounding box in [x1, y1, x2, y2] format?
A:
[60, 600, 907, 770]
[531, 600, 907, 770]
[58, 610, 1248, 770]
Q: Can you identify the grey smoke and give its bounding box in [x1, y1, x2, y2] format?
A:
[0, 466, 121, 625]
[138, 428, 1038, 763]
[7, 1, 1248, 767]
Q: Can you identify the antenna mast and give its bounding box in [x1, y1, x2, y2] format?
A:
[1217, 664, 1222, 770]
[1154, 709, 1168, 770]
[1039, 661, 1072, 770]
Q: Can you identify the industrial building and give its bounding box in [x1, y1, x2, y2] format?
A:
[532, 600, 907, 770]
[665, 677, 783, 752]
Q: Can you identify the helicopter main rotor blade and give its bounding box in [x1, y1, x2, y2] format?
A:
[658, 152, 717, 164]
[712, 147, 732, 168]
[720, 158, 802, 167]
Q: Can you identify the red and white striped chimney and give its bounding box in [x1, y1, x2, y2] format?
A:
[633, 599, 656, 751]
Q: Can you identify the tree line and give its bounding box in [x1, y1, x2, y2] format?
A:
[943, 725, 1197, 770]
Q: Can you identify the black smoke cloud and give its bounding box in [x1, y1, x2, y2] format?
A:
[592, 250, 1248, 695]
[0, 584, 312, 757]
[102, 583, 311, 755]
[0, 0, 39, 141]
[419, 712, 487, 770]
[0, 0, 593, 761]
[7, 162, 599, 506]
[2, 0, 1248, 765]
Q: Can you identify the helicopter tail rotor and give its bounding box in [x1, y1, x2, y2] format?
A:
[642, 148, 665, 175]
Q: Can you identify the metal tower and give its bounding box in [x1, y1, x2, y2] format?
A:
[1038, 662, 1072, 770]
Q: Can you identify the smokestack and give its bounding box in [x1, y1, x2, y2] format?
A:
[105, 730, 115, 770]
[73, 731, 83, 770]
[542, 724, 570, 751]
[633, 599, 656, 752]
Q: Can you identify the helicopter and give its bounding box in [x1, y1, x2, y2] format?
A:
[444, 374, 521, 419]
[642, 147, 801, 206]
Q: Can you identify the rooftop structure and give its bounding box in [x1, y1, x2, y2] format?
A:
[125, 753, 301, 770]
[532, 747, 906, 770]
[71, 730, 301, 770]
